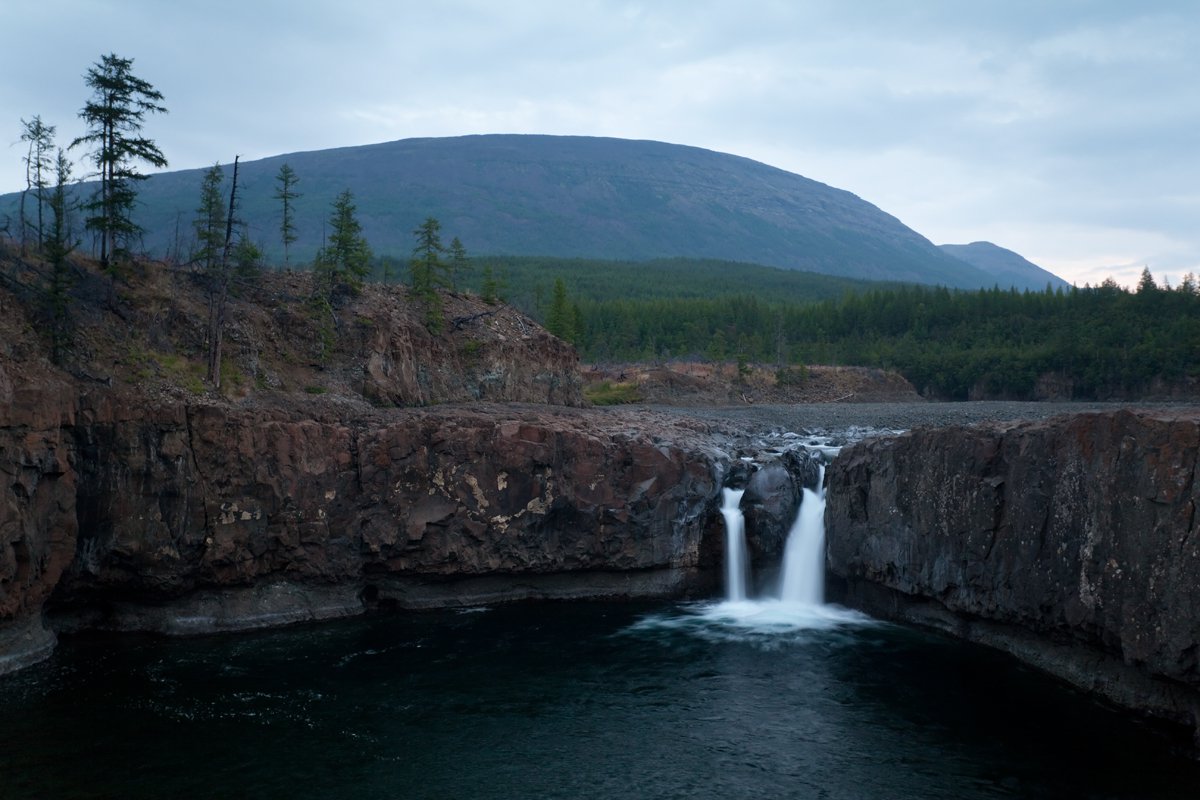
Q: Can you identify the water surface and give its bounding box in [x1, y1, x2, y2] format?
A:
[1, 601, 1197, 799]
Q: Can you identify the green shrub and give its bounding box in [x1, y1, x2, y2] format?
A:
[584, 380, 642, 405]
[775, 365, 809, 386]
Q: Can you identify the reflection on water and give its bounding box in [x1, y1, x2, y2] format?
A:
[0, 601, 1197, 800]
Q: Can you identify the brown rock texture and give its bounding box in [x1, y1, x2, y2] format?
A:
[4, 388, 760, 671]
[0, 257, 684, 674]
[0, 371, 78, 672]
[826, 409, 1200, 741]
[350, 290, 583, 407]
[55, 402, 730, 617]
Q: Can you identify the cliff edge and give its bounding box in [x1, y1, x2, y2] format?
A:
[826, 410, 1200, 745]
[0, 251, 818, 673]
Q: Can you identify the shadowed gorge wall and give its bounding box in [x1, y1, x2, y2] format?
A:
[826, 410, 1200, 744]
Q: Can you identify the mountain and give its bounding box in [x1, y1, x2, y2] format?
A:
[0, 134, 1045, 289]
[939, 241, 1070, 291]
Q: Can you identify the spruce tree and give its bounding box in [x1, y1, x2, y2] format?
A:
[480, 263, 499, 304]
[70, 53, 167, 273]
[447, 236, 469, 291]
[274, 163, 300, 267]
[314, 189, 371, 296]
[192, 163, 225, 272]
[546, 277, 575, 342]
[410, 217, 444, 294]
[410, 217, 445, 331]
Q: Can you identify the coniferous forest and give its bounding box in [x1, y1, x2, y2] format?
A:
[478, 262, 1200, 400]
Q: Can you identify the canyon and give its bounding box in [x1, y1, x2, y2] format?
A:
[2, 256, 1198, 752]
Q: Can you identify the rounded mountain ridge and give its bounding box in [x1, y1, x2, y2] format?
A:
[7, 133, 1034, 287]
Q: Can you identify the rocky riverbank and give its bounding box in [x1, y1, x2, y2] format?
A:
[825, 408, 1200, 747]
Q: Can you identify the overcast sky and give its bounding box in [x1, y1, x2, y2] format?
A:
[3, 0, 1197, 287]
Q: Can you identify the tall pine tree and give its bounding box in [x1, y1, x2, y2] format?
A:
[70, 53, 167, 273]
[313, 189, 371, 296]
[447, 236, 469, 291]
[410, 217, 446, 331]
[192, 163, 225, 272]
[274, 163, 300, 268]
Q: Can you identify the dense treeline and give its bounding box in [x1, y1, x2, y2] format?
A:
[463, 255, 900, 306]
[568, 274, 1200, 399]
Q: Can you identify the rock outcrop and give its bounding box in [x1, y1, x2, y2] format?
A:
[4, 390, 780, 671]
[1, 385, 828, 673]
[0, 257, 597, 670]
[348, 290, 583, 407]
[0, 371, 77, 673]
[741, 448, 822, 567]
[0, 256, 829, 675]
[826, 409, 1200, 743]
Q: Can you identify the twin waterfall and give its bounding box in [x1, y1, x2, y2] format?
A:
[720, 488, 750, 602]
[722, 466, 827, 605]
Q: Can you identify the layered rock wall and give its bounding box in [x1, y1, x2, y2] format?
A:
[2, 391, 751, 672]
[826, 409, 1200, 739]
[60, 402, 727, 606]
[0, 368, 78, 672]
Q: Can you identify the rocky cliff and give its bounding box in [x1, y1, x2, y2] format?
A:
[4, 387, 818, 672]
[0, 388, 706, 669]
[0, 368, 77, 674]
[0, 256, 575, 667]
[50, 399, 741, 627]
[0, 252, 827, 675]
[826, 409, 1200, 743]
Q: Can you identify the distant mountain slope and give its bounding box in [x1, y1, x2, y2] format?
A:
[1, 134, 1027, 288]
[939, 241, 1070, 291]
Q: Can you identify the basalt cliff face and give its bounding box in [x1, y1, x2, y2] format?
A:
[0, 254, 826, 675]
[0, 258, 701, 670]
[2, 384, 755, 674]
[62, 398, 741, 620]
[0, 371, 77, 673]
[826, 410, 1200, 743]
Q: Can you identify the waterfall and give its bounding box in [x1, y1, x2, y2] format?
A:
[720, 488, 749, 602]
[780, 465, 826, 604]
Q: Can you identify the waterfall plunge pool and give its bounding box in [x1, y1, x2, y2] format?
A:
[3, 433, 1198, 797]
[1, 600, 1198, 799]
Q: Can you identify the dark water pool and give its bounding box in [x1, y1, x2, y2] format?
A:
[1, 600, 1197, 799]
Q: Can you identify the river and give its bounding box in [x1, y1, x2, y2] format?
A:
[1, 600, 1197, 799]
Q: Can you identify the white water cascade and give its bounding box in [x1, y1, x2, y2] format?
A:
[780, 465, 827, 604]
[638, 444, 871, 634]
[720, 488, 749, 601]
